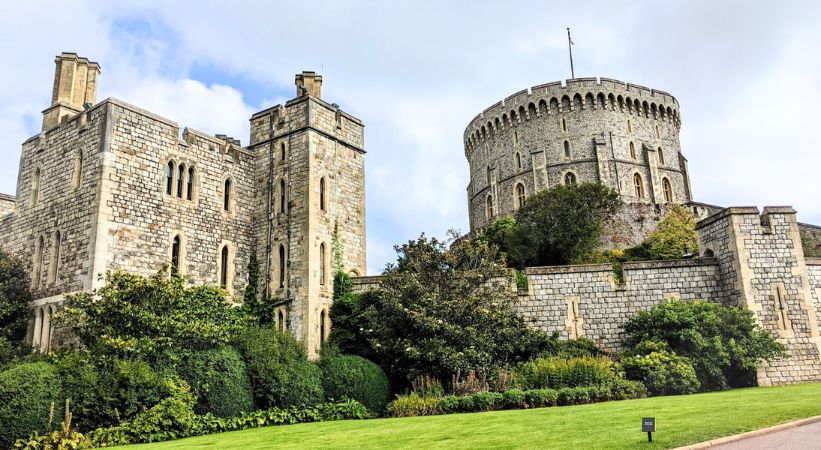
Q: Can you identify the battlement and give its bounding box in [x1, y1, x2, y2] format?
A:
[464, 76, 680, 145]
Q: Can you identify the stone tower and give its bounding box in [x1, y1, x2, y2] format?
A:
[249, 71, 366, 357]
[463, 77, 692, 246]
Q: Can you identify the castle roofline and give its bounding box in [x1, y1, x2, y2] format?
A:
[0, 193, 15, 202]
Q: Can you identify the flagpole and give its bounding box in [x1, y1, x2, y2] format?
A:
[567, 27, 575, 79]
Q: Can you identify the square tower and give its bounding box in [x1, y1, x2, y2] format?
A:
[249, 72, 366, 357]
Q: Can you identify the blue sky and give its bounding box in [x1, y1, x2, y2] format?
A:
[1, 1, 820, 274]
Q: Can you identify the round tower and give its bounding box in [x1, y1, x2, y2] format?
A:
[464, 77, 692, 234]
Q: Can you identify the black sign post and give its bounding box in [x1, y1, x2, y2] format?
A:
[642, 417, 656, 442]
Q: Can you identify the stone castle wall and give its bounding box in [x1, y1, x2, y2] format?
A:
[464, 77, 691, 235]
[0, 193, 14, 217]
[351, 206, 821, 386]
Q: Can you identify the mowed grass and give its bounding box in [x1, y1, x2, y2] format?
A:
[122, 382, 821, 450]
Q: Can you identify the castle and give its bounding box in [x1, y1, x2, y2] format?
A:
[0, 53, 366, 357]
[1, 53, 820, 385]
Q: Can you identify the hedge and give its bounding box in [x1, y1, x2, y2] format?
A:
[320, 355, 390, 414]
[177, 346, 254, 417]
[0, 362, 64, 448]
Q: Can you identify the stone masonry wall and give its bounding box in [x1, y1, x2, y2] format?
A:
[0, 193, 14, 217]
[519, 259, 720, 351]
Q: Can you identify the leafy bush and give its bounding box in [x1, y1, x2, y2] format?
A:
[0, 362, 64, 448]
[14, 400, 89, 450]
[234, 326, 324, 408]
[61, 271, 251, 362]
[523, 388, 559, 408]
[621, 348, 700, 396]
[89, 399, 369, 446]
[553, 338, 605, 358]
[55, 353, 170, 431]
[320, 355, 389, 415]
[0, 249, 32, 348]
[513, 356, 616, 390]
[623, 300, 786, 390]
[177, 346, 254, 417]
[386, 392, 443, 417]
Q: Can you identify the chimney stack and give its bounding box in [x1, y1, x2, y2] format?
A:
[42, 52, 101, 130]
[295, 71, 322, 99]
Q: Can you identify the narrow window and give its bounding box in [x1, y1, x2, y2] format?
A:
[319, 177, 326, 211]
[31, 168, 41, 206]
[561, 118, 567, 132]
[186, 167, 195, 201]
[655, 125, 660, 139]
[516, 183, 526, 208]
[72, 151, 83, 191]
[515, 152, 522, 171]
[319, 243, 326, 286]
[32, 236, 44, 288]
[563, 141, 571, 158]
[486, 167, 491, 185]
[279, 179, 286, 213]
[223, 179, 232, 212]
[627, 119, 632, 133]
[565, 172, 577, 185]
[629, 142, 637, 160]
[49, 230, 61, 284]
[663, 178, 673, 202]
[280, 143, 286, 160]
[513, 130, 518, 144]
[320, 310, 327, 343]
[278, 245, 286, 288]
[219, 245, 229, 288]
[278, 310, 286, 331]
[486, 195, 493, 219]
[171, 235, 181, 275]
[176, 164, 185, 198]
[657, 147, 665, 165]
[165, 161, 174, 195]
[633, 173, 645, 198]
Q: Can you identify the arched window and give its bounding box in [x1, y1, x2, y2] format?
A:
[633, 173, 645, 198]
[72, 151, 83, 191]
[563, 141, 571, 158]
[319, 243, 326, 286]
[627, 119, 632, 133]
[176, 164, 185, 198]
[32, 307, 44, 350]
[278, 245, 286, 288]
[515, 183, 526, 209]
[280, 143, 286, 160]
[486, 195, 493, 220]
[278, 309, 286, 331]
[220, 245, 229, 288]
[171, 235, 181, 275]
[279, 179, 286, 213]
[186, 167, 195, 201]
[223, 179, 232, 212]
[31, 168, 41, 206]
[32, 236, 44, 289]
[319, 177, 326, 211]
[49, 230, 61, 284]
[165, 161, 174, 195]
[657, 147, 665, 165]
[40, 306, 53, 353]
[320, 309, 328, 343]
[629, 142, 637, 160]
[565, 172, 577, 185]
[561, 118, 567, 132]
[515, 152, 522, 171]
[662, 178, 673, 202]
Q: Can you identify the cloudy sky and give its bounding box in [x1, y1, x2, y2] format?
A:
[1, 1, 819, 274]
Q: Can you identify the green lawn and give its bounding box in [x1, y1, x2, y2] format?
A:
[123, 383, 821, 450]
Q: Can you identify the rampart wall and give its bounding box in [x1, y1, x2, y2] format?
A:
[0, 193, 14, 217]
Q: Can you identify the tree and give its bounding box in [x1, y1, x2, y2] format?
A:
[507, 183, 621, 267]
[0, 249, 32, 348]
[337, 234, 554, 387]
[636, 204, 698, 260]
[60, 271, 251, 362]
[622, 300, 786, 390]
[240, 252, 276, 324]
[477, 216, 516, 265]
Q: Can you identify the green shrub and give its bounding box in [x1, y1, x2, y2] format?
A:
[514, 356, 615, 390]
[523, 388, 558, 408]
[471, 391, 502, 411]
[177, 346, 254, 417]
[623, 300, 785, 390]
[605, 378, 648, 400]
[234, 326, 324, 408]
[501, 389, 526, 408]
[0, 362, 63, 448]
[621, 349, 700, 396]
[320, 355, 390, 415]
[386, 392, 442, 417]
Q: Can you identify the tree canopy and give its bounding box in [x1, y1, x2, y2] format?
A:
[0, 249, 32, 356]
